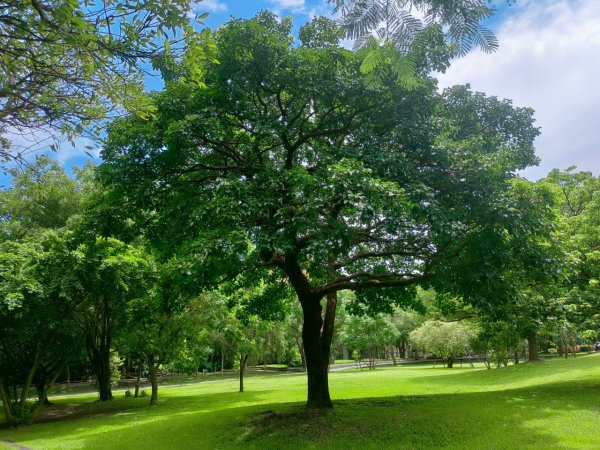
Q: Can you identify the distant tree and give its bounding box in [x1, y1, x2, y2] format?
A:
[0, 156, 80, 239]
[120, 280, 196, 405]
[410, 320, 477, 368]
[341, 313, 399, 369]
[390, 308, 423, 359]
[0, 159, 84, 426]
[44, 234, 154, 400]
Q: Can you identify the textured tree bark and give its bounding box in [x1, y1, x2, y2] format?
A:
[301, 292, 336, 409]
[528, 332, 540, 361]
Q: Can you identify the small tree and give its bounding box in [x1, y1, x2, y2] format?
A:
[410, 320, 476, 368]
[341, 314, 399, 369]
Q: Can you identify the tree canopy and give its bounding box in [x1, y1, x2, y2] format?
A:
[100, 13, 548, 408]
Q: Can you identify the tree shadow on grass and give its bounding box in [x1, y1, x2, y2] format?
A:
[237, 380, 600, 450]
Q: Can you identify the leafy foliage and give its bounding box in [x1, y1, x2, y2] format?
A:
[331, 0, 501, 55]
[0, 0, 216, 162]
[410, 320, 477, 363]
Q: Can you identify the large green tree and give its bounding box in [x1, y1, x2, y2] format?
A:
[101, 14, 546, 408]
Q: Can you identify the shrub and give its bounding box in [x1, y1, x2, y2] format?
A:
[11, 403, 33, 426]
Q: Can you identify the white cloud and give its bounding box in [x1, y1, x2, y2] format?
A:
[437, 0, 600, 180]
[269, 0, 307, 14]
[196, 0, 228, 13]
[4, 127, 100, 166]
[308, 1, 335, 19]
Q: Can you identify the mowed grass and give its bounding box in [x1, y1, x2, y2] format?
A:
[1, 354, 599, 449]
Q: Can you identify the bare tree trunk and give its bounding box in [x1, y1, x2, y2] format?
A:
[0, 381, 15, 427]
[301, 291, 336, 409]
[528, 332, 540, 361]
[220, 347, 225, 374]
[149, 364, 158, 405]
[20, 346, 41, 405]
[32, 369, 61, 417]
[239, 354, 249, 393]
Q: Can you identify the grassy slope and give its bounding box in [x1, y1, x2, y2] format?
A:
[0, 354, 598, 449]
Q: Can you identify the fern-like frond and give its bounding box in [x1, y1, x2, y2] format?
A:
[336, 0, 500, 56]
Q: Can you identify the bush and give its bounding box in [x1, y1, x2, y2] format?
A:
[11, 403, 33, 426]
[140, 390, 148, 398]
[124, 390, 132, 398]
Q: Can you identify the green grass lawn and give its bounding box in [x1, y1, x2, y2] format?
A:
[1, 354, 599, 449]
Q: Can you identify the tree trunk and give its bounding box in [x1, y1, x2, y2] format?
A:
[399, 341, 407, 359]
[527, 332, 540, 362]
[32, 369, 61, 417]
[0, 381, 15, 427]
[390, 345, 397, 366]
[300, 291, 336, 409]
[149, 364, 158, 405]
[447, 356, 454, 368]
[85, 300, 114, 401]
[134, 365, 141, 398]
[295, 336, 306, 368]
[95, 350, 113, 401]
[66, 364, 71, 388]
[514, 349, 520, 365]
[220, 346, 225, 374]
[239, 354, 249, 393]
[20, 345, 41, 405]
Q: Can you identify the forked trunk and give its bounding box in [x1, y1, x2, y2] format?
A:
[301, 291, 336, 409]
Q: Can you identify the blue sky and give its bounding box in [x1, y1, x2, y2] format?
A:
[2, 0, 599, 187]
